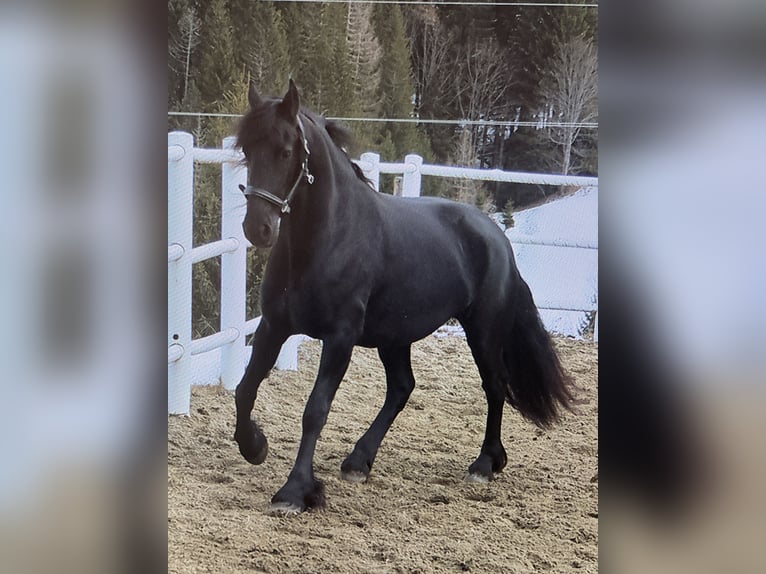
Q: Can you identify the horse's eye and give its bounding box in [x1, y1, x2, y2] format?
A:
[281, 149, 292, 159]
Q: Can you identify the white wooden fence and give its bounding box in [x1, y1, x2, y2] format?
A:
[168, 132, 598, 415]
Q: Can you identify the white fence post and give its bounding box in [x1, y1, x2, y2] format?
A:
[359, 152, 380, 192]
[593, 312, 598, 342]
[168, 132, 195, 415]
[220, 136, 248, 389]
[402, 154, 423, 197]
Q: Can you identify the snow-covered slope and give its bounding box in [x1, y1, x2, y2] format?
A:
[506, 187, 598, 338]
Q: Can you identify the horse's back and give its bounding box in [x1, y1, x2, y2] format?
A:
[357, 194, 515, 346]
[378, 194, 513, 280]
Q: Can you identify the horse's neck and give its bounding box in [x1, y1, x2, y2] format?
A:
[280, 134, 367, 263]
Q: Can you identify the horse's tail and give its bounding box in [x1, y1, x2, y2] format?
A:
[501, 277, 575, 428]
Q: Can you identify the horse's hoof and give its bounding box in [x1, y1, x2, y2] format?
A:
[242, 446, 268, 465]
[340, 453, 372, 481]
[467, 452, 501, 481]
[234, 421, 268, 465]
[340, 470, 368, 483]
[268, 501, 304, 516]
[270, 477, 326, 513]
[464, 472, 492, 483]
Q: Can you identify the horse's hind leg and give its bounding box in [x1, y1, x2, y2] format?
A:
[234, 319, 288, 465]
[341, 345, 415, 482]
[463, 326, 508, 482]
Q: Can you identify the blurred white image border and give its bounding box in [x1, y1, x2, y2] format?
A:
[0, 3, 164, 574]
[601, 0, 766, 572]
[0, 0, 764, 572]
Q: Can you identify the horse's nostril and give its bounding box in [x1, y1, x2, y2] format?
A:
[261, 223, 271, 238]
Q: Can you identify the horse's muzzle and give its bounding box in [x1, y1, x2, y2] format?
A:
[243, 219, 278, 248]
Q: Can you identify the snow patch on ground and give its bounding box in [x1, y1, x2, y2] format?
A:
[508, 187, 598, 339]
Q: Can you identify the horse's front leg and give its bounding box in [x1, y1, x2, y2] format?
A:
[234, 319, 288, 465]
[270, 337, 354, 514]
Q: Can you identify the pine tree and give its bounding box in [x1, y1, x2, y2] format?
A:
[167, 0, 186, 108]
[346, 3, 381, 116]
[372, 4, 420, 160]
[278, 5, 333, 111]
[196, 0, 238, 122]
[323, 5, 355, 117]
[229, 0, 291, 96]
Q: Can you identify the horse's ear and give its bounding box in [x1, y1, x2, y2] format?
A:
[278, 78, 300, 120]
[248, 82, 262, 109]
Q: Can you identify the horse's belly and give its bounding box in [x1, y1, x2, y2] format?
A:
[357, 318, 448, 348]
[358, 284, 467, 347]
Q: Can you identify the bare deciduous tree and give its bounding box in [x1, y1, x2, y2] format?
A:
[455, 39, 509, 123]
[406, 8, 456, 117]
[451, 128, 495, 212]
[538, 35, 598, 175]
[453, 38, 511, 174]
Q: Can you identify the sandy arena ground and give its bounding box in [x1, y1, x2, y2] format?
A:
[168, 336, 598, 573]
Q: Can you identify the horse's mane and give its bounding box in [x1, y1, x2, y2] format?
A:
[236, 101, 374, 190]
[301, 108, 374, 189]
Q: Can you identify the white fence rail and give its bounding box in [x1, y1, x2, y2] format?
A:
[168, 132, 598, 415]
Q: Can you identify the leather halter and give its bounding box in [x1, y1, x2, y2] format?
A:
[238, 116, 314, 215]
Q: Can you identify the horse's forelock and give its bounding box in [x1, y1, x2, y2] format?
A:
[235, 99, 282, 150]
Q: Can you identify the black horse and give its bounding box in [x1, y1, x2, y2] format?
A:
[234, 80, 573, 514]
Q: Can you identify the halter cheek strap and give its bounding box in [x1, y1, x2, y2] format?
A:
[239, 116, 314, 215]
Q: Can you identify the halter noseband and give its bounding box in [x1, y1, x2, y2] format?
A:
[238, 115, 314, 215]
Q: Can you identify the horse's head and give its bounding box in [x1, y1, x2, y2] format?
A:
[236, 79, 310, 248]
